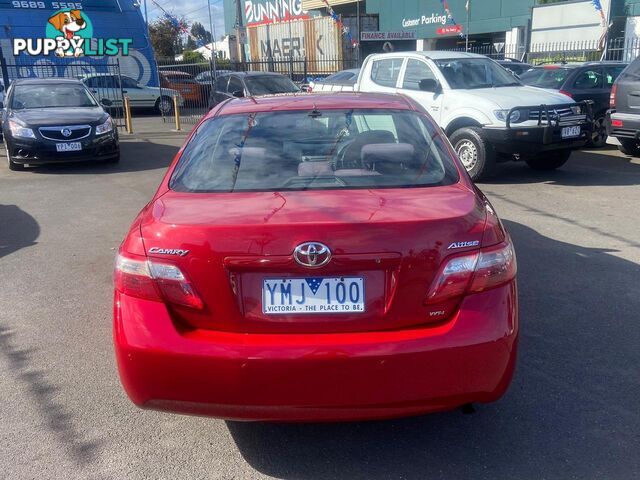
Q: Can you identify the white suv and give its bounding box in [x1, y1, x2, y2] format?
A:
[356, 52, 591, 180]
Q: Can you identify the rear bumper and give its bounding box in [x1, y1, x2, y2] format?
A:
[114, 282, 519, 422]
[606, 110, 640, 139]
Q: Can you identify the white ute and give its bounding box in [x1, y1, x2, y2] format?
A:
[356, 51, 592, 180]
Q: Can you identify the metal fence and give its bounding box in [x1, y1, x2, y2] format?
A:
[156, 56, 358, 125]
[445, 37, 640, 65]
[0, 58, 126, 129]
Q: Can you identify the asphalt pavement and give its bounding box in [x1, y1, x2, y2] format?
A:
[0, 129, 638, 479]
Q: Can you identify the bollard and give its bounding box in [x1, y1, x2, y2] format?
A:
[173, 95, 181, 131]
[123, 96, 133, 134]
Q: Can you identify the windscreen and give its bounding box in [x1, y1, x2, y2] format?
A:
[520, 68, 570, 89]
[11, 84, 97, 109]
[435, 58, 521, 89]
[170, 109, 459, 193]
[244, 76, 300, 95]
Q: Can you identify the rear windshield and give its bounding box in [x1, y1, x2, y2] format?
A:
[520, 68, 570, 89]
[244, 76, 300, 95]
[170, 109, 459, 193]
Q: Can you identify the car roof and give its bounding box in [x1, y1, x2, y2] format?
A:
[78, 73, 123, 78]
[161, 70, 193, 76]
[211, 92, 415, 117]
[532, 61, 628, 69]
[219, 71, 292, 78]
[367, 51, 486, 61]
[11, 77, 84, 86]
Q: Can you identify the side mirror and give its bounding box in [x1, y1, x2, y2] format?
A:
[419, 79, 440, 93]
[101, 98, 113, 107]
[232, 89, 245, 98]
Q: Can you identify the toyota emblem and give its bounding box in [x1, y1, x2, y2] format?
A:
[293, 242, 331, 268]
[61, 128, 72, 138]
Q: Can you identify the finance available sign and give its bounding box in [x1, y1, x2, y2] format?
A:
[361, 31, 417, 41]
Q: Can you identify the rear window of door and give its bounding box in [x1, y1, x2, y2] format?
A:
[215, 76, 230, 93]
[605, 66, 626, 86]
[572, 69, 604, 89]
[228, 76, 244, 95]
[401, 59, 438, 91]
[370, 58, 404, 88]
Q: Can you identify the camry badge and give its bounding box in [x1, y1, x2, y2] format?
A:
[294, 242, 331, 268]
[61, 128, 72, 138]
[447, 241, 480, 250]
[148, 247, 190, 257]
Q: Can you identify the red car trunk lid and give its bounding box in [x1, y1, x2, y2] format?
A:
[141, 185, 488, 334]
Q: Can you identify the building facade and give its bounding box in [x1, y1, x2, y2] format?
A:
[223, 0, 640, 62]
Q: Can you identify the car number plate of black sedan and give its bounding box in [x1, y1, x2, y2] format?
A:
[56, 142, 82, 152]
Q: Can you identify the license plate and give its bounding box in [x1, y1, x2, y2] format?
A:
[55, 142, 82, 152]
[263, 277, 365, 315]
[561, 126, 581, 139]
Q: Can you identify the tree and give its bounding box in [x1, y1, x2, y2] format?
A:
[149, 17, 185, 58]
[182, 50, 206, 63]
[191, 22, 212, 46]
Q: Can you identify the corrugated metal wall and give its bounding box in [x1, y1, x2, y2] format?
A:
[248, 16, 343, 65]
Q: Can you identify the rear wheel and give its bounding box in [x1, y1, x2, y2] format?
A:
[587, 115, 608, 148]
[618, 138, 640, 156]
[525, 149, 571, 171]
[156, 96, 174, 115]
[449, 126, 495, 181]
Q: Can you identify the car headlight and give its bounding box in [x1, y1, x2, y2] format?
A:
[95, 117, 113, 135]
[494, 109, 527, 124]
[8, 120, 35, 139]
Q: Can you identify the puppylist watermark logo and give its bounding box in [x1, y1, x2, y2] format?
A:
[13, 9, 132, 58]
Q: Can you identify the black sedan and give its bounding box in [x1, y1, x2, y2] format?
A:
[208, 72, 300, 109]
[520, 62, 628, 147]
[2, 78, 119, 171]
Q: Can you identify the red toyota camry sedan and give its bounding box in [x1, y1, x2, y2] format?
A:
[114, 92, 518, 422]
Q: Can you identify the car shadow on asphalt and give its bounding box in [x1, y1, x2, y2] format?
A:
[482, 148, 640, 187]
[0, 204, 39, 259]
[226, 220, 639, 480]
[17, 140, 179, 175]
[0, 206, 101, 465]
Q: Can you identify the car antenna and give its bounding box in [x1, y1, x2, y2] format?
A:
[309, 103, 322, 118]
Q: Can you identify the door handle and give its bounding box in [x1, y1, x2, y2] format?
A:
[629, 91, 640, 97]
[91, 90, 97, 93]
[122, 90, 128, 93]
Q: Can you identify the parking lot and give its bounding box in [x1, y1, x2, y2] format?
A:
[0, 128, 638, 479]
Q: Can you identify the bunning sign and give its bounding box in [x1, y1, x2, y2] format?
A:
[361, 31, 417, 41]
[244, 0, 308, 26]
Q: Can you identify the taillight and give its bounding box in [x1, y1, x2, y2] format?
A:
[114, 253, 204, 309]
[559, 89, 573, 99]
[610, 84, 617, 109]
[426, 241, 516, 304]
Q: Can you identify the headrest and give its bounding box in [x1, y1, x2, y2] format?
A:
[361, 143, 415, 164]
